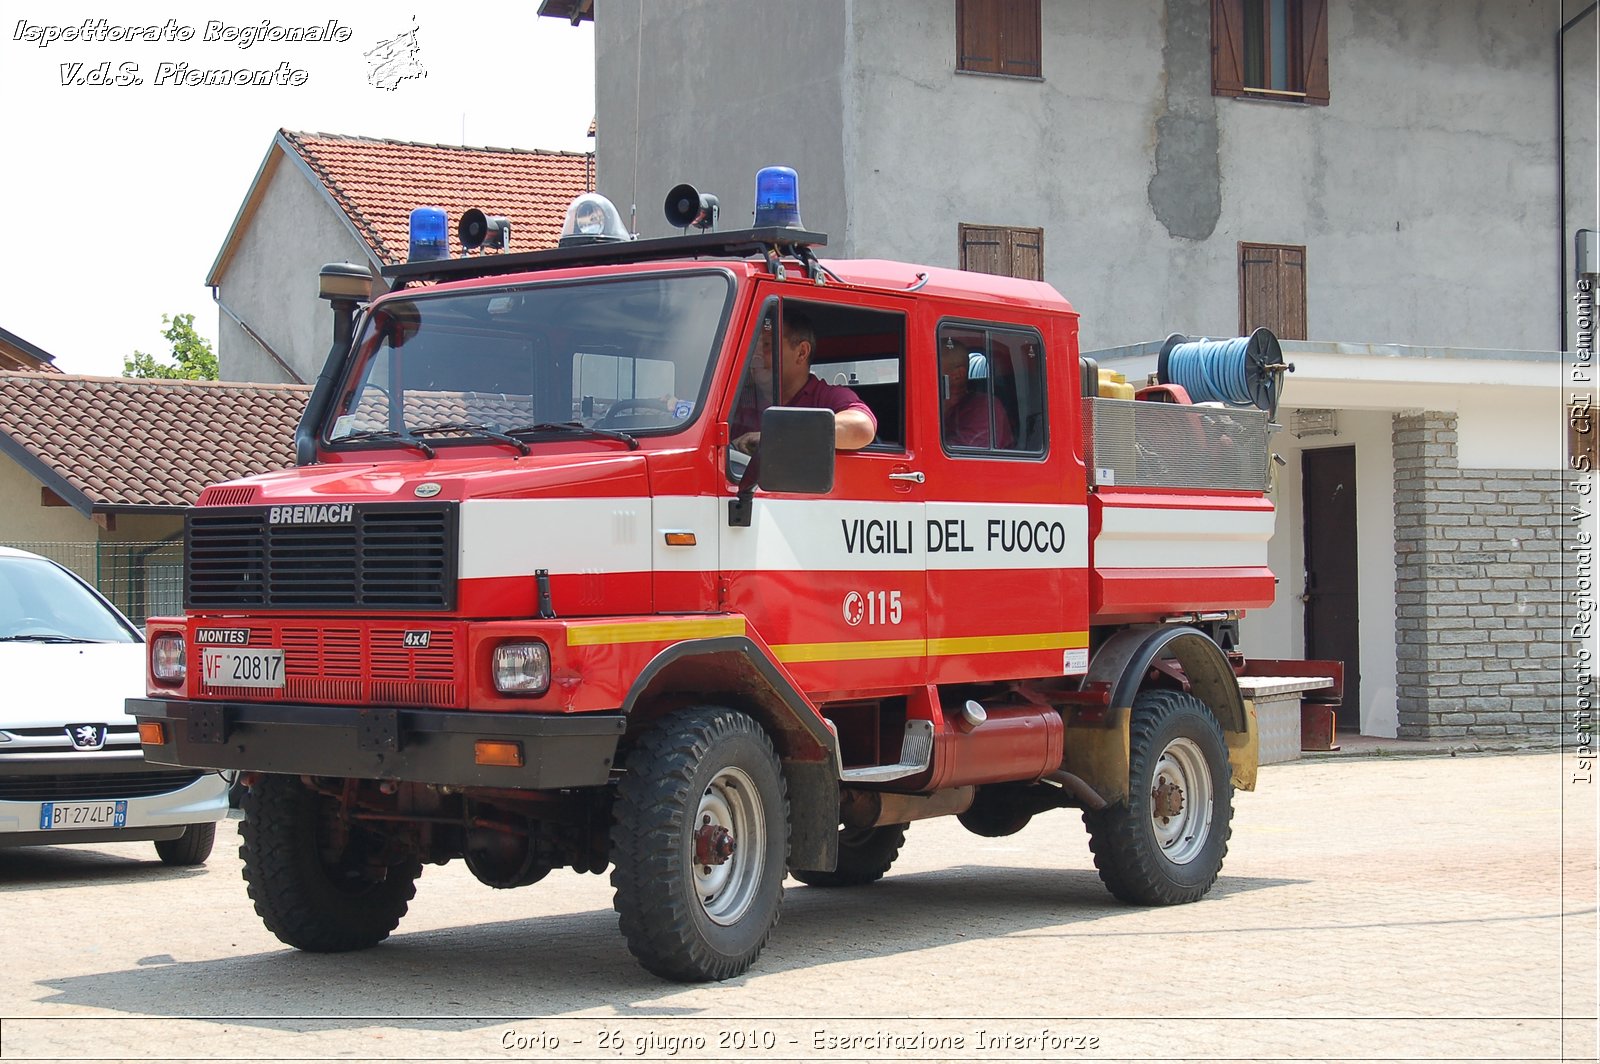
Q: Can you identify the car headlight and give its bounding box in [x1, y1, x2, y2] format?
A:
[151, 633, 187, 684]
[492, 641, 550, 695]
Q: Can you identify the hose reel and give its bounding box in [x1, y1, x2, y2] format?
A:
[1157, 328, 1294, 419]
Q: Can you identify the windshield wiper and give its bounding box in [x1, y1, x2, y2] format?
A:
[329, 429, 436, 458]
[0, 634, 94, 643]
[504, 422, 640, 450]
[408, 422, 531, 455]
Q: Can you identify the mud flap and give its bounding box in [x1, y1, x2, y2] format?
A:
[1061, 706, 1131, 806]
[1228, 699, 1260, 792]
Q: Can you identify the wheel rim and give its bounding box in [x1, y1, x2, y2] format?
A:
[692, 766, 766, 926]
[1148, 736, 1213, 865]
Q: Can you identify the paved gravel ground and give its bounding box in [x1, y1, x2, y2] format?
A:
[0, 750, 1593, 1063]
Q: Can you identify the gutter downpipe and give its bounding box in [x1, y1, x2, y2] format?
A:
[1558, 1, 1599, 351]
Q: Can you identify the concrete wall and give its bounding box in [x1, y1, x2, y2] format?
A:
[215, 152, 373, 385]
[1393, 412, 1565, 740]
[603, 1, 1576, 353]
[594, 0, 850, 241]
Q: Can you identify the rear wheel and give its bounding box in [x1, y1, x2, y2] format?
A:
[610, 707, 788, 981]
[240, 775, 422, 952]
[154, 822, 215, 866]
[792, 824, 907, 887]
[1084, 689, 1233, 905]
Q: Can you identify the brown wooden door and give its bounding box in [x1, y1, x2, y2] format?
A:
[1302, 446, 1360, 729]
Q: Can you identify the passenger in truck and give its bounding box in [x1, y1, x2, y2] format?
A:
[941, 343, 1014, 449]
[731, 309, 877, 454]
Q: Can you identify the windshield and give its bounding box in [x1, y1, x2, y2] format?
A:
[327, 271, 734, 448]
[0, 556, 138, 643]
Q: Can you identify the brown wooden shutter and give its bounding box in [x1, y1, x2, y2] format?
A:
[1278, 245, 1307, 338]
[1300, 0, 1330, 105]
[1212, 0, 1246, 97]
[1000, 0, 1042, 77]
[959, 0, 1039, 76]
[1010, 227, 1044, 280]
[960, 224, 1006, 274]
[1239, 243, 1307, 340]
[958, 0, 1000, 74]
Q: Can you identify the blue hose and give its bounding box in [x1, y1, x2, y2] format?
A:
[1158, 330, 1282, 416]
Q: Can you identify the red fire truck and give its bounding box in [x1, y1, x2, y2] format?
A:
[133, 174, 1327, 982]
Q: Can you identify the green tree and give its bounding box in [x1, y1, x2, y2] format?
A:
[124, 313, 218, 380]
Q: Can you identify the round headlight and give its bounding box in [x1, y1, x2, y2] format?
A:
[492, 641, 550, 695]
[151, 633, 187, 684]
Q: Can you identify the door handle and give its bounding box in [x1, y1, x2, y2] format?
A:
[888, 471, 925, 484]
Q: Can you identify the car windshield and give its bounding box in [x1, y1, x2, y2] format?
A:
[0, 556, 137, 643]
[326, 271, 734, 448]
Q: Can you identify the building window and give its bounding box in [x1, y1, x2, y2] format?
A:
[959, 224, 1044, 281]
[1212, 0, 1329, 105]
[957, 0, 1041, 78]
[1239, 242, 1307, 339]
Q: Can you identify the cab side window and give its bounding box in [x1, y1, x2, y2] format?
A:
[937, 322, 1046, 457]
[727, 299, 907, 476]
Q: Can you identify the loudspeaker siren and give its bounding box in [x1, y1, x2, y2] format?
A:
[664, 183, 719, 230]
[459, 208, 512, 252]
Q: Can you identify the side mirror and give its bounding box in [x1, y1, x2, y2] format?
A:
[758, 407, 836, 494]
[729, 406, 836, 526]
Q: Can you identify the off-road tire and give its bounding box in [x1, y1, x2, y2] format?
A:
[1083, 689, 1233, 905]
[154, 822, 215, 866]
[610, 707, 789, 982]
[791, 824, 907, 887]
[240, 775, 422, 952]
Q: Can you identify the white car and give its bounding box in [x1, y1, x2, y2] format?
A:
[0, 546, 228, 863]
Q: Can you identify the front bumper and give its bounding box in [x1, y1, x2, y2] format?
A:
[130, 698, 626, 790]
[0, 770, 228, 848]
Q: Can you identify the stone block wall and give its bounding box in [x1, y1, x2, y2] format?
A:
[1393, 412, 1565, 740]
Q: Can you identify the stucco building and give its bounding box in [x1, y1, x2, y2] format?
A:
[559, 0, 1596, 741]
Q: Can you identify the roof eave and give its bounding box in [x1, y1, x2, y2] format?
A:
[0, 431, 97, 517]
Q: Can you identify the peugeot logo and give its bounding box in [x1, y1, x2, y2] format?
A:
[67, 724, 107, 751]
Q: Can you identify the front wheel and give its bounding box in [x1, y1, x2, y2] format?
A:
[240, 775, 422, 952]
[1083, 689, 1233, 905]
[610, 707, 789, 981]
[154, 822, 215, 866]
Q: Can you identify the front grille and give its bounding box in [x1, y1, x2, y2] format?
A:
[197, 622, 463, 708]
[0, 771, 206, 801]
[186, 504, 457, 611]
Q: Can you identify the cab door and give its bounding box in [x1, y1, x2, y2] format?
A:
[920, 314, 1090, 685]
[717, 290, 925, 697]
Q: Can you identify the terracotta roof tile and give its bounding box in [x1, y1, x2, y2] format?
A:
[0, 373, 310, 509]
[282, 130, 594, 265]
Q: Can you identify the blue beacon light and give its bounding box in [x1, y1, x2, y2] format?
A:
[753, 166, 804, 228]
[408, 206, 449, 262]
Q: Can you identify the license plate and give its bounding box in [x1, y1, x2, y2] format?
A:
[40, 800, 127, 831]
[202, 647, 285, 689]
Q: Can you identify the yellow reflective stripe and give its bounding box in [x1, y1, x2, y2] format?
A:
[771, 631, 1088, 664]
[771, 638, 927, 663]
[566, 617, 746, 647]
[927, 631, 1089, 656]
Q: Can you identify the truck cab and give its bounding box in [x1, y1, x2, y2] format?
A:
[134, 178, 1321, 982]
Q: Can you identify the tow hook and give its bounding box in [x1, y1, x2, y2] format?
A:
[693, 817, 736, 869]
[1152, 778, 1186, 821]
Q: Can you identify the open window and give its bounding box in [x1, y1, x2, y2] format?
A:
[937, 321, 1047, 458]
[1212, 0, 1329, 105]
[726, 299, 907, 479]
